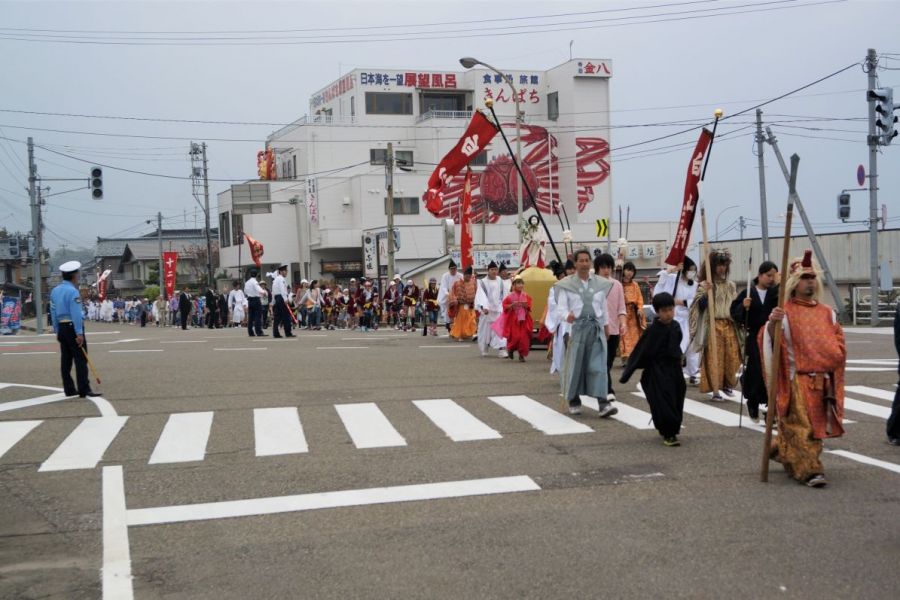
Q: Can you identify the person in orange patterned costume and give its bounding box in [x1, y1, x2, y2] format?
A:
[449, 266, 477, 341]
[762, 250, 846, 488]
[619, 261, 647, 363]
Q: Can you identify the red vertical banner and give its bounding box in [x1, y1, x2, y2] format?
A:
[460, 167, 473, 270]
[665, 128, 713, 267]
[162, 252, 178, 299]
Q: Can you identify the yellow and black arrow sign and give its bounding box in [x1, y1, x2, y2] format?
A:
[595, 218, 609, 238]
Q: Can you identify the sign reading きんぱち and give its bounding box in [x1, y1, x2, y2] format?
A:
[595, 219, 609, 238]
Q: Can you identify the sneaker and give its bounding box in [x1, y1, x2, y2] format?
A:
[518, 356, 526, 362]
[723, 387, 734, 396]
[568, 404, 582, 416]
[498, 350, 508, 358]
[806, 474, 827, 488]
[663, 436, 681, 447]
[688, 376, 699, 386]
[888, 437, 900, 446]
[597, 404, 618, 419]
[607, 393, 616, 402]
[711, 393, 725, 402]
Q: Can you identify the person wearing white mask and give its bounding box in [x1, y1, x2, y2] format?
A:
[653, 256, 699, 384]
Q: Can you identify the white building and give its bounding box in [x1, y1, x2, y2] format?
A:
[217, 59, 675, 285]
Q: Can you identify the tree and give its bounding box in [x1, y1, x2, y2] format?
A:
[183, 241, 220, 284]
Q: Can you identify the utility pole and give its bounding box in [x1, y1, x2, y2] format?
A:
[755, 109, 770, 260]
[765, 127, 846, 321]
[201, 142, 212, 287]
[385, 143, 395, 281]
[27, 137, 44, 334]
[157, 212, 164, 298]
[865, 48, 881, 325]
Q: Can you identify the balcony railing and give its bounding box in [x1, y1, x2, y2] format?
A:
[269, 115, 359, 139]
[416, 110, 473, 124]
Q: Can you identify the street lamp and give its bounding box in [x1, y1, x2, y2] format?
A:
[714, 204, 740, 242]
[459, 56, 524, 242]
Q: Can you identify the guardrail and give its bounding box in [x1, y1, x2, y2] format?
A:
[852, 286, 898, 325]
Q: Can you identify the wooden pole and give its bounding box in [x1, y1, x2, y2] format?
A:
[761, 153, 799, 482]
[699, 206, 719, 392]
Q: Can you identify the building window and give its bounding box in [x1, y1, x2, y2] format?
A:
[370, 149, 413, 166]
[232, 213, 244, 246]
[350, 96, 355, 117]
[469, 149, 489, 167]
[219, 211, 231, 248]
[231, 183, 272, 215]
[384, 196, 420, 215]
[292, 155, 297, 180]
[365, 92, 413, 115]
[420, 92, 467, 113]
[547, 91, 559, 121]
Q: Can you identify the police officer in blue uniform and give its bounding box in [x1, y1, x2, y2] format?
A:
[50, 261, 99, 398]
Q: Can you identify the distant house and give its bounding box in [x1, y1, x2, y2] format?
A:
[93, 228, 218, 297]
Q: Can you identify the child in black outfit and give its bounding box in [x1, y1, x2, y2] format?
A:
[620, 292, 687, 447]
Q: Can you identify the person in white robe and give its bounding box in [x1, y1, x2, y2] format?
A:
[437, 259, 463, 330]
[474, 261, 508, 357]
[653, 257, 700, 383]
[228, 281, 247, 326]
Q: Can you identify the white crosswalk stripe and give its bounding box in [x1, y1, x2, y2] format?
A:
[149, 412, 214, 464]
[335, 403, 407, 449]
[413, 399, 502, 442]
[253, 407, 308, 456]
[39, 416, 128, 472]
[845, 385, 895, 402]
[488, 395, 593, 435]
[0, 420, 42, 459]
[2, 388, 897, 474]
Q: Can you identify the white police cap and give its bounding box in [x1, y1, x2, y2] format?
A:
[60, 260, 82, 274]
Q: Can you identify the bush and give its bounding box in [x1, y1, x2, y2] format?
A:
[142, 285, 161, 301]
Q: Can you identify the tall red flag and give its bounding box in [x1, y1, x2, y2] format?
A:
[244, 232, 264, 268]
[460, 168, 474, 269]
[665, 128, 713, 267]
[162, 252, 178, 299]
[424, 111, 500, 216]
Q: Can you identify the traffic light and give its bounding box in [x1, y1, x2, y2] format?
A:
[869, 87, 898, 145]
[90, 166, 103, 199]
[838, 193, 851, 220]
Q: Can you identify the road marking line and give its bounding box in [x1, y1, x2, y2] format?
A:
[39, 416, 128, 472]
[845, 385, 895, 402]
[341, 335, 406, 341]
[0, 392, 70, 413]
[125, 475, 541, 527]
[149, 412, 213, 464]
[632, 391, 766, 432]
[846, 358, 898, 364]
[316, 346, 369, 350]
[581, 395, 655, 430]
[253, 407, 308, 456]
[102, 466, 134, 600]
[96, 339, 143, 345]
[335, 403, 406, 448]
[0, 420, 42, 459]
[843, 397, 891, 419]
[1, 351, 55, 355]
[413, 399, 502, 442]
[160, 340, 208, 344]
[846, 367, 896, 372]
[488, 395, 593, 435]
[418, 345, 466, 349]
[212, 347, 267, 351]
[109, 349, 163, 353]
[825, 450, 900, 474]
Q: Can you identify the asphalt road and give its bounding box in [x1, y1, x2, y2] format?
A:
[1, 322, 898, 599]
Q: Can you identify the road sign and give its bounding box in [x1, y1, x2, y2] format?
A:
[595, 219, 609, 238]
[857, 164, 865, 187]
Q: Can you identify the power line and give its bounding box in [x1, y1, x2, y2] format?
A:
[0, 1, 844, 46]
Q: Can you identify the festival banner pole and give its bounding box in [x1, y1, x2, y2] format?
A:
[761, 154, 798, 482]
[699, 205, 719, 393]
[738, 247, 753, 429]
[485, 101, 563, 265]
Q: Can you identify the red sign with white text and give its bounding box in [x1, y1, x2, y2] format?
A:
[162, 252, 178, 299]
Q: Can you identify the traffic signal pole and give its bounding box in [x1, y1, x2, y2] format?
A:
[865, 48, 880, 326]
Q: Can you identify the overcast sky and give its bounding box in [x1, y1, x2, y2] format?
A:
[1, 0, 898, 251]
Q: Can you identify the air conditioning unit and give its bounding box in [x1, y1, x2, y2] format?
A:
[342, 196, 351, 206]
